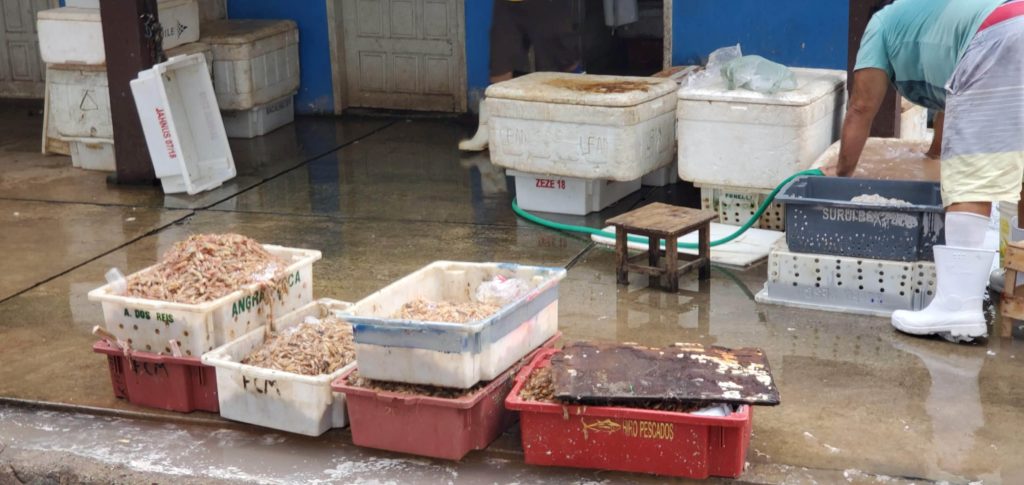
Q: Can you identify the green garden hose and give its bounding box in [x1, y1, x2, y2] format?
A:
[512, 168, 824, 250]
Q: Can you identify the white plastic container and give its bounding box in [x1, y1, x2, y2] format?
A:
[37, 1, 200, 65]
[900, 99, 929, 141]
[487, 72, 678, 181]
[641, 157, 678, 186]
[68, 138, 115, 171]
[131, 53, 236, 194]
[202, 299, 354, 436]
[509, 169, 641, 216]
[756, 240, 936, 317]
[221, 93, 295, 139]
[698, 184, 786, 232]
[345, 261, 567, 389]
[200, 19, 300, 111]
[677, 68, 847, 191]
[88, 245, 321, 357]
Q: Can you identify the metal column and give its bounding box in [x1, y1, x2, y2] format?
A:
[847, 0, 901, 138]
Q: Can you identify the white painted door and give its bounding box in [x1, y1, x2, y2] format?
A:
[0, 0, 50, 98]
[341, 0, 466, 112]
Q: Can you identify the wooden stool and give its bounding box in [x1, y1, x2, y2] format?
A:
[1000, 240, 1024, 338]
[606, 203, 718, 292]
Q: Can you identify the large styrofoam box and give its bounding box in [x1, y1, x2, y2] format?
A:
[88, 245, 321, 357]
[344, 261, 567, 389]
[200, 19, 300, 110]
[487, 72, 678, 182]
[131, 53, 236, 195]
[677, 68, 847, 191]
[221, 93, 295, 139]
[68, 0, 224, 20]
[509, 170, 641, 216]
[203, 299, 354, 436]
[37, 1, 200, 65]
[900, 99, 929, 141]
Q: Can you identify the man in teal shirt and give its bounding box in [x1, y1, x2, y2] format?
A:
[830, 0, 1024, 342]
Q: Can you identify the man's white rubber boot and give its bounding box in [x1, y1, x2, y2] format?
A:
[891, 245, 995, 343]
[459, 99, 489, 152]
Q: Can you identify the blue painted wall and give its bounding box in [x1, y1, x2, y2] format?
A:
[226, 1, 335, 114]
[672, 0, 848, 69]
[465, 1, 493, 113]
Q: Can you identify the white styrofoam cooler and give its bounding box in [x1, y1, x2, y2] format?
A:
[677, 68, 847, 191]
[509, 169, 641, 216]
[487, 72, 678, 181]
[221, 93, 295, 139]
[900, 99, 929, 141]
[200, 19, 300, 111]
[37, 1, 200, 65]
[345, 261, 567, 389]
[131, 53, 236, 194]
[202, 299, 354, 436]
[88, 245, 320, 357]
[755, 240, 937, 317]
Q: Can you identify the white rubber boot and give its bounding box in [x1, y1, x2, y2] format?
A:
[458, 98, 489, 152]
[892, 245, 995, 342]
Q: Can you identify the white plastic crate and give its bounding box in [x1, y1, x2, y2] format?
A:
[202, 299, 354, 436]
[510, 170, 640, 216]
[221, 93, 295, 139]
[487, 72, 677, 181]
[131, 53, 236, 195]
[37, 1, 200, 65]
[345, 261, 566, 389]
[68, 138, 115, 171]
[677, 68, 847, 191]
[641, 157, 678, 186]
[755, 241, 937, 317]
[87, 245, 320, 357]
[698, 184, 786, 231]
[200, 19, 300, 111]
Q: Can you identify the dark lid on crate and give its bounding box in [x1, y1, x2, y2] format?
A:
[550, 342, 780, 406]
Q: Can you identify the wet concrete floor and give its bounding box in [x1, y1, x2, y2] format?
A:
[0, 100, 1022, 484]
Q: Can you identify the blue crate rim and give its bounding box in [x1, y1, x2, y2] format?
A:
[775, 176, 945, 214]
[341, 261, 567, 334]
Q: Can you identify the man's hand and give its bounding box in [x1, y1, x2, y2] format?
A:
[837, 68, 891, 177]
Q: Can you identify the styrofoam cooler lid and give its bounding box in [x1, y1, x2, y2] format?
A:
[38, 0, 194, 21]
[677, 68, 846, 107]
[37, 6, 101, 22]
[199, 19, 297, 44]
[166, 41, 211, 57]
[485, 72, 678, 108]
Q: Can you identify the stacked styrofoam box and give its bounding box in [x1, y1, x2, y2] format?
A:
[200, 19, 300, 138]
[488, 72, 678, 215]
[677, 68, 847, 191]
[37, 1, 204, 170]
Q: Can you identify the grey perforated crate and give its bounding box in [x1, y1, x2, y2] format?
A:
[755, 240, 937, 317]
[775, 177, 944, 262]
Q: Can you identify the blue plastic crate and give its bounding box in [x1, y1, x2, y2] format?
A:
[775, 176, 945, 262]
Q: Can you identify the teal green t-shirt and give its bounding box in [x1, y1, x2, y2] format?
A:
[855, 0, 1004, 110]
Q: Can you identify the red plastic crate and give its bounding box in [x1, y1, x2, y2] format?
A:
[332, 333, 560, 460]
[505, 348, 753, 479]
[93, 340, 218, 413]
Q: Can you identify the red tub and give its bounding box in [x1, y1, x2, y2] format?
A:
[332, 333, 560, 460]
[505, 348, 753, 479]
[93, 340, 218, 413]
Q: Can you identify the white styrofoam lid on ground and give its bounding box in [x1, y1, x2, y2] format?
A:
[199, 19, 297, 44]
[677, 68, 846, 107]
[485, 72, 679, 107]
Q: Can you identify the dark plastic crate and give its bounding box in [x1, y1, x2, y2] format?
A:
[775, 176, 945, 262]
